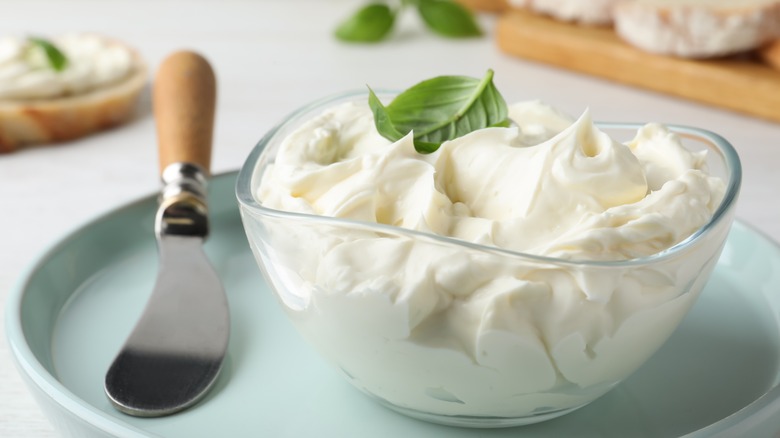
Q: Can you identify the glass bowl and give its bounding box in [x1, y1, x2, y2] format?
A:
[235, 91, 742, 428]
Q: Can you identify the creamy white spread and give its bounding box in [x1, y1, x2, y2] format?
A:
[253, 100, 726, 418]
[0, 34, 134, 100]
[509, 0, 619, 25]
[614, 0, 780, 58]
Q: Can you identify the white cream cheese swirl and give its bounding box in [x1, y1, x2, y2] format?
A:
[0, 34, 134, 100]
[254, 100, 727, 418]
[259, 100, 723, 261]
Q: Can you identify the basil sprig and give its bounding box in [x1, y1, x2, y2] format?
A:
[335, 0, 481, 43]
[27, 37, 68, 72]
[368, 69, 509, 153]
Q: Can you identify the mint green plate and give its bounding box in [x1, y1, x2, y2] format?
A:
[6, 172, 780, 438]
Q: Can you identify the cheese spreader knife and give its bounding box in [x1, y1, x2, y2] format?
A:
[104, 51, 230, 417]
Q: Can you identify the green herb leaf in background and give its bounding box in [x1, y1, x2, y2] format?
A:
[335, 0, 481, 43]
[335, 3, 396, 43]
[417, 0, 482, 37]
[27, 37, 68, 72]
[368, 69, 508, 153]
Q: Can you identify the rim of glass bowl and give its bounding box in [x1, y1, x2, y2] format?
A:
[236, 90, 742, 269]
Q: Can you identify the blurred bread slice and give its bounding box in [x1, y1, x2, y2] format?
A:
[507, 0, 620, 25]
[614, 0, 780, 58]
[0, 37, 146, 153]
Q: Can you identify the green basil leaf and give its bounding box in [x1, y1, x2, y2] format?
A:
[28, 36, 68, 72]
[368, 69, 508, 153]
[410, 139, 441, 154]
[368, 87, 406, 141]
[417, 0, 482, 38]
[335, 3, 395, 43]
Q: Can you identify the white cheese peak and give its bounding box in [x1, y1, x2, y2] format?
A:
[259, 100, 723, 261]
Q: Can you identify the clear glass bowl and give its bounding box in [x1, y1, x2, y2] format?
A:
[236, 91, 742, 428]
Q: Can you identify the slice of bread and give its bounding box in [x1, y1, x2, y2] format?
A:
[507, 0, 620, 25]
[0, 37, 147, 153]
[614, 0, 780, 58]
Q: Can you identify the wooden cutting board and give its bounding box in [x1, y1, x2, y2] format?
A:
[496, 9, 780, 123]
[457, 0, 508, 12]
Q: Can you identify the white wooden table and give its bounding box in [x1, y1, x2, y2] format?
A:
[1, 1, 778, 436]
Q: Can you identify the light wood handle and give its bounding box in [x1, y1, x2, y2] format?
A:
[154, 51, 216, 176]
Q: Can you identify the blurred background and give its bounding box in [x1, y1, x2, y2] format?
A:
[1, 1, 779, 436]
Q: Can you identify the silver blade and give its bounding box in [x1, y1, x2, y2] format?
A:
[105, 163, 230, 417]
[104, 235, 229, 416]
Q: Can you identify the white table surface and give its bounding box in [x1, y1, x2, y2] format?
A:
[1, 1, 778, 436]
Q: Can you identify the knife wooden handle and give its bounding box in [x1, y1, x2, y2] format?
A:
[154, 51, 216, 176]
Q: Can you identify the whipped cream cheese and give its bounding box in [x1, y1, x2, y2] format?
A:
[254, 100, 727, 418]
[0, 34, 134, 100]
[509, 0, 619, 24]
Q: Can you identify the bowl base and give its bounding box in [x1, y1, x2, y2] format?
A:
[372, 395, 593, 429]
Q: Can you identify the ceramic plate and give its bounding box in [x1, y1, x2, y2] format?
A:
[6, 172, 780, 438]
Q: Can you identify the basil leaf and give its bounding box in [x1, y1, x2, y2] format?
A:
[417, 0, 482, 38]
[368, 69, 508, 153]
[335, 3, 395, 43]
[368, 87, 406, 141]
[28, 36, 68, 72]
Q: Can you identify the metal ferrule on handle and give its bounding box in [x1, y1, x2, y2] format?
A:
[156, 162, 209, 239]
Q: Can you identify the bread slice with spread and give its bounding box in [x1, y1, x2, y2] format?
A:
[613, 0, 780, 58]
[0, 34, 146, 152]
[507, 0, 620, 25]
